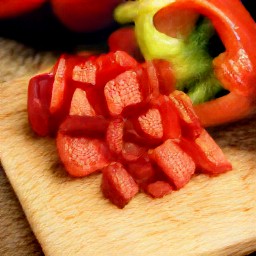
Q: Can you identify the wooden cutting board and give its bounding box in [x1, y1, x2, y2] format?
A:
[1, 75, 256, 256]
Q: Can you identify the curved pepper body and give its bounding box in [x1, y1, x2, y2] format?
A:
[115, 0, 256, 126]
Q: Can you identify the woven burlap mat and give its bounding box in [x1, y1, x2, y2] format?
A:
[0, 38, 56, 256]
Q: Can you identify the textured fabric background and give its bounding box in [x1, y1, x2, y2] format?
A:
[0, 38, 55, 256]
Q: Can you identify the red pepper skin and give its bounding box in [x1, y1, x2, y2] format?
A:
[101, 162, 139, 208]
[151, 95, 181, 140]
[106, 117, 124, 156]
[59, 115, 109, 138]
[50, 0, 123, 32]
[194, 92, 256, 127]
[150, 60, 176, 96]
[156, 0, 256, 126]
[27, 73, 54, 136]
[0, 0, 46, 18]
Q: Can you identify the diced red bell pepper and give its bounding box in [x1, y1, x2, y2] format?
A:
[151, 95, 181, 140]
[149, 139, 195, 189]
[69, 88, 96, 116]
[121, 142, 147, 162]
[180, 128, 232, 175]
[108, 27, 144, 62]
[59, 115, 109, 137]
[72, 51, 139, 117]
[101, 162, 139, 208]
[72, 51, 138, 88]
[27, 73, 54, 136]
[126, 155, 155, 185]
[134, 108, 163, 140]
[50, 55, 82, 114]
[145, 60, 176, 96]
[169, 90, 202, 139]
[72, 58, 97, 86]
[50, 54, 96, 130]
[96, 51, 139, 87]
[106, 117, 124, 156]
[27, 48, 235, 208]
[138, 60, 176, 100]
[57, 132, 110, 177]
[50, 56, 67, 114]
[123, 120, 161, 148]
[146, 181, 173, 198]
[104, 70, 147, 116]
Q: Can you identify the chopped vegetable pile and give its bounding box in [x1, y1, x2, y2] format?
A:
[28, 51, 232, 208]
[27, 0, 256, 208]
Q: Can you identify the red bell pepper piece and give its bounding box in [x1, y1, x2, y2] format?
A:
[72, 58, 97, 86]
[104, 70, 146, 116]
[158, 0, 256, 126]
[138, 60, 176, 99]
[134, 108, 164, 140]
[149, 139, 195, 189]
[27, 73, 54, 136]
[121, 142, 147, 162]
[180, 129, 232, 175]
[194, 92, 256, 127]
[146, 181, 172, 198]
[169, 90, 202, 139]
[153, 60, 176, 96]
[151, 95, 181, 140]
[50, 54, 84, 115]
[72, 51, 138, 87]
[126, 155, 155, 185]
[123, 120, 161, 148]
[73, 51, 139, 117]
[57, 132, 110, 177]
[108, 27, 144, 62]
[106, 117, 124, 156]
[59, 115, 109, 137]
[69, 88, 96, 116]
[101, 162, 139, 208]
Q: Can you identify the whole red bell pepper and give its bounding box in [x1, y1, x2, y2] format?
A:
[114, 0, 256, 127]
[177, 0, 256, 126]
[0, 0, 46, 18]
[0, 0, 123, 33]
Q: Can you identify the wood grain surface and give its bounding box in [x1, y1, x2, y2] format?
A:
[0, 75, 256, 256]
